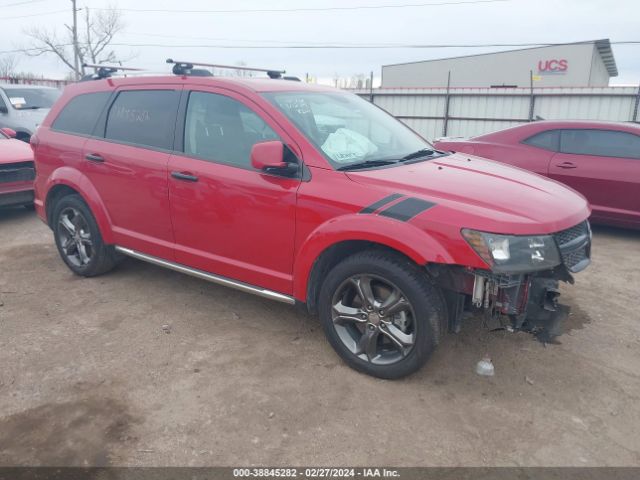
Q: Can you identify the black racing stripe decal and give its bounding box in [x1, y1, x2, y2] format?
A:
[378, 198, 436, 222]
[359, 193, 404, 214]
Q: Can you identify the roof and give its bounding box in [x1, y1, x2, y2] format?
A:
[68, 75, 338, 94]
[476, 119, 640, 139]
[594, 39, 618, 77]
[383, 39, 619, 77]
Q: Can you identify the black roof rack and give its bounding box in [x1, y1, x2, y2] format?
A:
[166, 59, 287, 79]
[81, 63, 144, 81]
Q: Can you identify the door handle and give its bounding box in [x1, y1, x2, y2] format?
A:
[85, 153, 105, 163]
[171, 171, 199, 182]
[556, 161, 577, 169]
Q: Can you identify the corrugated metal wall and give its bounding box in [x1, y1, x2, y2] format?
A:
[355, 86, 640, 141]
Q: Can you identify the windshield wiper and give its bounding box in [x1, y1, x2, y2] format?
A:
[337, 159, 399, 171]
[21, 106, 44, 110]
[400, 148, 437, 161]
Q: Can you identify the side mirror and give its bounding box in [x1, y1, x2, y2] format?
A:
[251, 141, 299, 176]
[251, 141, 286, 170]
[0, 127, 16, 138]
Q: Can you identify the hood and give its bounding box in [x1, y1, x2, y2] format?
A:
[0, 138, 33, 164]
[346, 152, 590, 235]
[7, 108, 49, 133]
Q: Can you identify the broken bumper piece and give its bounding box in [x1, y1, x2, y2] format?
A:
[520, 277, 570, 342]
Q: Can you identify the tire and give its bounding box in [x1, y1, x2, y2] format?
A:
[52, 194, 119, 277]
[318, 249, 445, 379]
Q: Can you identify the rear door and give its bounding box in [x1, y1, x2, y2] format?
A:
[82, 86, 181, 259]
[167, 88, 301, 294]
[549, 129, 640, 226]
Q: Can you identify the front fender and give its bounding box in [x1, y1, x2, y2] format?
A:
[292, 213, 455, 301]
[44, 167, 114, 244]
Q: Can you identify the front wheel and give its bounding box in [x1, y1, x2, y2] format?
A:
[318, 250, 445, 379]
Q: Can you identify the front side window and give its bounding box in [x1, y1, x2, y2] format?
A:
[263, 91, 433, 169]
[184, 91, 279, 168]
[560, 129, 640, 160]
[522, 130, 560, 151]
[105, 90, 180, 150]
[52, 92, 111, 136]
[1, 87, 60, 110]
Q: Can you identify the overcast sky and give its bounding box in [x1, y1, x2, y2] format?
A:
[2, 0, 639, 85]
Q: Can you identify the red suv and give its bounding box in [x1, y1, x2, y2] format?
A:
[32, 66, 592, 378]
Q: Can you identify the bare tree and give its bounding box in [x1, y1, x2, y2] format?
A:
[23, 5, 128, 79]
[0, 55, 19, 78]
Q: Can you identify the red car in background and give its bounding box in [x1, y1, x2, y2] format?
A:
[435, 121, 640, 229]
[0, 127, 34, 208]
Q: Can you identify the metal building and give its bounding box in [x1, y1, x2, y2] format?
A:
[381, 39, 618, 88]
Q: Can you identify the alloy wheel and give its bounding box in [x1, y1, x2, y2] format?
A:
[331, 274, 416, 365]
[57, 207, 94, 267]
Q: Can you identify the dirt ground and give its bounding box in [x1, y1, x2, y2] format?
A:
[0, 207, 639, 467]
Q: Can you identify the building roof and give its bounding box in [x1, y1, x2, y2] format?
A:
[383, 39, 619, 77]
[594, 39, 618, 77]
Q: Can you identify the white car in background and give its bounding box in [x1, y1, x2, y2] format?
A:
[0, 84, 61, 142]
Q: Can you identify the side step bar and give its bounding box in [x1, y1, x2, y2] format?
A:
[114, 246, 296, 305]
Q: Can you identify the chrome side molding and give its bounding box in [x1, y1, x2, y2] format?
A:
[114, 246, 296, 305]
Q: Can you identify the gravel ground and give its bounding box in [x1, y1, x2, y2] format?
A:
[0, 207, 639, 467]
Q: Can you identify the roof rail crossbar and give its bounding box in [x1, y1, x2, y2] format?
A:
[81, 63, 145, 81]
[166, 59, 285, 79]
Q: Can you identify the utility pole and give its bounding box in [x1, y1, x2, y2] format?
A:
[71, 0, 80, 80]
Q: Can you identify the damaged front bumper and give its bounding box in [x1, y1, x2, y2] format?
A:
[470, 270, 571, 342]
[435, 221, 592, 341]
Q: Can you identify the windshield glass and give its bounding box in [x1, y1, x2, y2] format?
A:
[263, 91, 432, 169]
[2, 87, 60, 110]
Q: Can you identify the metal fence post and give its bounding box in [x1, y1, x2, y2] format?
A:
[633, 82, 640, 123]
[369, 71, 374, 103]
[528, 70, 536, 121]
[442, 71, 451, 137]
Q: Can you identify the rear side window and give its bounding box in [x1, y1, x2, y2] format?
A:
[560, 129, 640, 159]
[52, 92, 111, 136]
[522, 130, 560, 151]
[105, 90, 180, 150]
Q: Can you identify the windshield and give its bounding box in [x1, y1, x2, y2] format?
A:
[263, 91, 433, 169]
[2, 87, 60, 110]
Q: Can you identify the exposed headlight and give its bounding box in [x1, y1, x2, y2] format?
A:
[462, 229, 561, 273]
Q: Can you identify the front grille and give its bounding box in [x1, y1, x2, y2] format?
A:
[0, 161, 35, 184]
[553, 221, 591, 273]
[554, 222, 588, 245]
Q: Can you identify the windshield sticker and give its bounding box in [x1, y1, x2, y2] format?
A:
[9, 97, 26, 107]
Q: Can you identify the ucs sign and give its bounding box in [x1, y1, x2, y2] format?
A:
[538, 59, 568, 73]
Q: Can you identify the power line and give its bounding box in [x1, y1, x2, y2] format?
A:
[119, 31, 424, 47]
[108, 40, 640, 49]
[94, 0, 510, 14]
[0, 0, 46, 7]
[116, 36, 640, 48]
[1, 8, 67, 20]
[3, 40, 640, 55]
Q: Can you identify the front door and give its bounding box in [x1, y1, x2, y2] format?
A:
[168, 89, 301, 294]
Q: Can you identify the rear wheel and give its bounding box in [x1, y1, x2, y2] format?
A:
[318, 250, 445, 379]
[52, 194, 119, 277]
